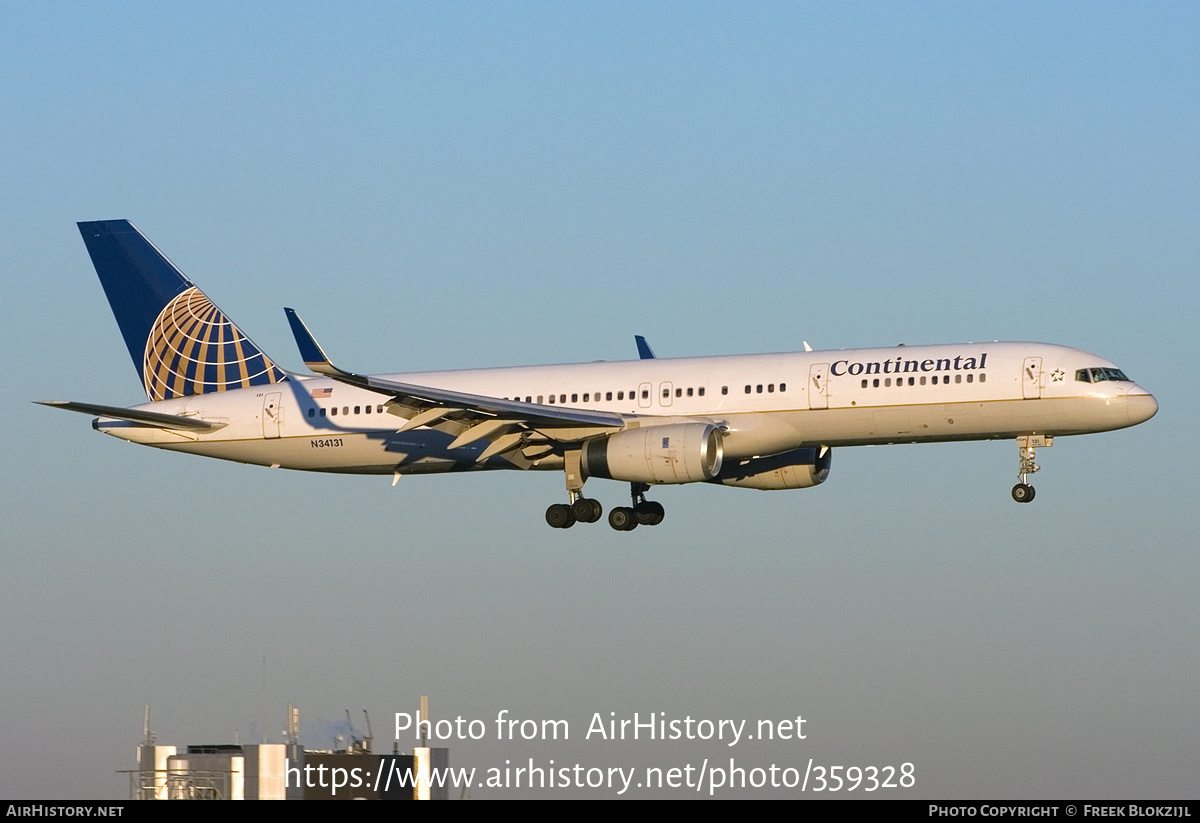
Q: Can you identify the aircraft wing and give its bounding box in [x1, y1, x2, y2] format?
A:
[36, 400, 228, 431]
[285, 309, 628, 463]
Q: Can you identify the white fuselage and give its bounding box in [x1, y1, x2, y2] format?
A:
[95, 341, 1157, 478]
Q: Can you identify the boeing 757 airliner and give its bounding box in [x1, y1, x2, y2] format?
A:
[40, 220, 1158, 530]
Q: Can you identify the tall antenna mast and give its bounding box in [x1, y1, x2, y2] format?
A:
[142, 704, 154, 746]
[420, 695, 429, 748]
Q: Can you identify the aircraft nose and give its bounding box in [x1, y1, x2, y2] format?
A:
[1125, 390, 1158, 426]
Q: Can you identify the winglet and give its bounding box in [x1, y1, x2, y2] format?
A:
[284, 308, 356, 379]
[635, 335, 657, 360]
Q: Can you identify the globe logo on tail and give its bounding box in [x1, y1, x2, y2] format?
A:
[143, 287, 285, 401]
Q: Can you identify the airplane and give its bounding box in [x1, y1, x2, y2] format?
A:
[40, 220, 1158, 531]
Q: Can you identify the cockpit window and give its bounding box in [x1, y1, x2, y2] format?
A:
[1076, 367, 1130, 383]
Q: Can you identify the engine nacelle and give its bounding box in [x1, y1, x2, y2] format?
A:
[711, 447, 831, 490]
[582, 423, 724, 485]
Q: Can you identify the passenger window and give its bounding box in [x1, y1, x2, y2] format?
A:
[560, 394, 566, 403]
[662, 388, 670, 398]
[548, 395, 555, 404]
[861, 379, 868, 388]
[698, 387, 705, 396]
[365, 405, 372, 414]
[320, 408, 327, 417]
[343, 407, 349, 415]
[768, 384, 775, 393]
[908, 377, 915, 386]
[979, 374, 986, 383]
[873, 378, 879, 388]
[721, 386, 728, 395]
[686, 387, 693, 397]
[931, 376, 938, 385]
[756, 384, 763, 393]
[617, 391, 624, 401]
[745, 385, 751, 394]
[354, 406, 361, 414]
[966, 374, 973, 383]
[606, 392, 613, 401]
[641, 389, 649, 399]
[920, 376, 926, 386]
[780, 383, 786, 392]
[571, 394, 578, 403]
[330, 407, 337, 415]
[537, 395, 543, 404]
[308, 408, 315, 418]
[884, 378, 891, 387]
[675, 388, 682, 398]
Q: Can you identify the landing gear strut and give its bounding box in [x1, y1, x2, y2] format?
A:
[1011, 435, 1051, 504]
[546, 449, 604, 529]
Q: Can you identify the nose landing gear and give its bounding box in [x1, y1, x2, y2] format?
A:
[1011, 483, 1035, 503]
[1011, 435, 1051, 504]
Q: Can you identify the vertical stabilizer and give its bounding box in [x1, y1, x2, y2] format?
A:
[77, 220, 286, 401]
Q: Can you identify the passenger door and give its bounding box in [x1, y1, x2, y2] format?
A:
[809, 363, 829, 410]
[1022, 357, 1043, 399]
[262, 392, 283, 438]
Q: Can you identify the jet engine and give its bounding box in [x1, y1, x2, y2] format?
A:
[581, 422, 724, 485]
[710, 447, 831, 490]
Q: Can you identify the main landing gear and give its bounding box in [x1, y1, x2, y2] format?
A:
[544, 494, 603, 529]
[544, 483, 666, 531]
[607, 482, 665, 532]
[1011, 435, 1052, 504]
[545, 450, 667, 530]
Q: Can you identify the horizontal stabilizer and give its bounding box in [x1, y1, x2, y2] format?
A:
[36, 400, 227, 432]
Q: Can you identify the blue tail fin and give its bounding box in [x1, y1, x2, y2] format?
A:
[78, 220, 287, 401]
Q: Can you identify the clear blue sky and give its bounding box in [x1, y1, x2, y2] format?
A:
[2, 2, 1196, 798]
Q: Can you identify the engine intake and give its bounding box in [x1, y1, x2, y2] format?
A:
[582, 423, 724, 485]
